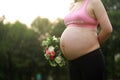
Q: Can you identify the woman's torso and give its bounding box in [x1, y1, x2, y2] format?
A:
[60, 0, 100, 60]
[60, 27, 100, 60]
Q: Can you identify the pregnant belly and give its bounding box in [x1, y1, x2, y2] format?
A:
[60, 27, 100, 60]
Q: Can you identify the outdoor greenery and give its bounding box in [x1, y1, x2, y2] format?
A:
[0, 0, 120, 80]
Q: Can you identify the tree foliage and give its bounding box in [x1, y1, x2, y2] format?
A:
[102, 0, 120, 11]
[0, 21, 45, 80]
[50, 18, 66, 37]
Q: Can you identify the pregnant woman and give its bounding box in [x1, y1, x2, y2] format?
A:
[60, 0, 113, 80]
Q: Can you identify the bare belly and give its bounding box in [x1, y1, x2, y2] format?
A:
[60, 26, 100, 60]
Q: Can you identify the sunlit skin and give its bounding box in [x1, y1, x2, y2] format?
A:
[60, 0, 112, 60]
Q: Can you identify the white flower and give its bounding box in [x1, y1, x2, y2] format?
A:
[55, 56, 62, 64]
[48, 46, 55, 52]
[53, 36, 57, 41]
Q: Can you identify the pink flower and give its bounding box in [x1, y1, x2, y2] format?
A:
[46, 48, 50, 55]
[46, 48, 56, 60]
[51, 51, 56, 56]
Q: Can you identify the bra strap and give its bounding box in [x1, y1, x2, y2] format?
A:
[83, 0, 89, 9]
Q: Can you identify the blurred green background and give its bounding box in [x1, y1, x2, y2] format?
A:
[0, 0, 120, 80]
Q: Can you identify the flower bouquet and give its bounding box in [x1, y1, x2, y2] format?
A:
[42, 36, 66, 67]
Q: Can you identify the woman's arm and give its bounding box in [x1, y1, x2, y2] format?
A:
[92, 0, 113, 44]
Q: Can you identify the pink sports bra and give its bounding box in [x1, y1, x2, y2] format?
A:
[64, 0, 98, 28]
